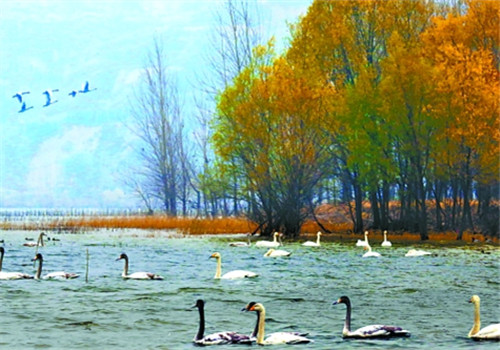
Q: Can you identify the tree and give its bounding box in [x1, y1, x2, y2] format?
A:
[130, 39, 191, 215]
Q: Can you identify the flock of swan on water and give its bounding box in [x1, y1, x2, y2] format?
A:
[0, 231, 498, 345]
[11, 81, 96, 113]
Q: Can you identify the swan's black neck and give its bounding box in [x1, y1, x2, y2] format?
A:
[0, 249, 4, 271]
[35, 258, 43, 279]
[343, 299, 352, 332]
[195, 303, 205, 341]
[251, 309, 261, 338]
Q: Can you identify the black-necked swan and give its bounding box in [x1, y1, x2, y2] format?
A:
[356, 231, 369, 247]
[12, 91, 30, 103]
[333, 296, 410, 338]
[405, 249, 431, 257]
[0, 247, 33, 280]
[32, 253, 79, 280]
[229, 233, 251, 247]
[192, 299, 252, 345]
[264, 248, 291, 257]
[42, 89, 59, 107]
[255, 232, 281, 248]
[303, 231, 322, 247]
[116, 253, 163, 280]
[210, 252, 257, 279]
[362, 242, 381, 258]
[242, 302, 312, 345]
[468, 295, 500, 340]
[381, 230, 392, 247]
[23, 232, 46, 247]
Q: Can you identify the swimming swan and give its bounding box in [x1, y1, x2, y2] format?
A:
[356, 231, 369, 247]
[381, 230, 392, 247]
[303, 231, 322, 247]
[405, 249, 431, 257]
[242, 302, 312, 345]
[264, 248, 291, 257]
[210, 252, 258, 279]
[468, 295, 500, 340]
[192, 299, 252, 345]
[333, 296, 410, 338]
[362, 243, 381, 258]
[32, 253, 79, 280]
[229, 234, 251, 247]
[255, 232, 281, 248]
[23, 232, 46, 247]
[116, 253, 163, 280]
[0, 247, 33, 279]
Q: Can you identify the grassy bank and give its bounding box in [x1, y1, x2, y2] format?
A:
[0, 214, 497, 245]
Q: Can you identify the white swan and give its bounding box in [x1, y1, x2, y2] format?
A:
[243, 302, 312, 345]
[79, 81, 97, 93]
[192, 299, 252, 345]
[116, 253, 163, 280]
[12, 91, 30, 103]
[381, 230, 392, 247]
[18, 102, 34, 113]
[0, 247, 33, 280]
[405, 249, 431, 257]
[210, 252, 258, 279]
[229, 234, 251, 247]
[264, 248, 291, 257]
[356, 231, 369, 247]
[303, 231, 322, 247]
[468, 295, 500, 340]
[32, 253, 79, 279]
[333, 296, 411, 338]
[23, 232, 46, 247]
[362, 243, 381, 258]
[255, 232, 281, 248]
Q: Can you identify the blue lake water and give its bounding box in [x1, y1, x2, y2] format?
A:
[0, 229, 498, 349]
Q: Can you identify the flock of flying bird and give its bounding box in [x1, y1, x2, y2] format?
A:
[11, 81, 97, 113]
[0, 231, 498, 345]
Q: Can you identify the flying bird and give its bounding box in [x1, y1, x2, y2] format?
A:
[79, 81, 97, 93]
[12, 91, 30, 103]
[68, 90, 78, 97]
[18, 102, 34, 113]
[42, 89, 59, 107]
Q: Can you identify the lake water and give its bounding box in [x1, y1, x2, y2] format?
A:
[0, 229, 498, 349]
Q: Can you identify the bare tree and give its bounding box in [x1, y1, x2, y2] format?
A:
[130, 38, 190, 215]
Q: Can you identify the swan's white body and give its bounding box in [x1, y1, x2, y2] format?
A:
[193, 299, 252, 345]
[210, 252, 257, 279]
[381, 230, 392, 247]
[362, 239, 381, 258]
[303, 232, 321, 247]
[23, 232, 45, 247]
[468, 295, 500, 340]
[356, 231, 369, 247]
[116, 253, 163, 280]
[255, 232, 281, 248]
[0, 249, 33, 279]
[243, 302, 312, 345]
[405, 249, 431, 257]
[333, 296, 410, 338]
[264, 248, 291, 257]
[32, 253, 79, 280]
[229, 234, 251, 247]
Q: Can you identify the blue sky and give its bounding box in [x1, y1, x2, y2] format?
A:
[0, 0, 312, 209]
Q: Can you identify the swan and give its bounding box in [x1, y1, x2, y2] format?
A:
[32, 253, 79, 280]
[356, 231, 369, 247]
[242, 302, 313, 345]
[303, 231, 322, 247]
[12, 91, 30, 103]
[18, 102, 34, 113]
[68, 90, 78, 97]
[192, 299, 252, 345]
[23, 232, 46, 247]
[79, 81, 97, 93]
[210, 252, 258, 279]
[333, 296, 411, 338]
[468, 295, 500, 340]
[381, 230, 392, 247]
[255, 232, 281, 248]
[42, 89, 59, 107]
[229, 234, 251, 247]
[405, 249, 431, 257]
[0, 247, 33, 280]
[264, 248, 291, 257]
[362, 243, 381, 258]
[116, 253, 163, 280]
